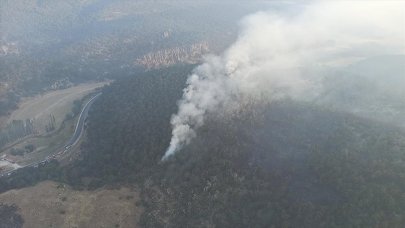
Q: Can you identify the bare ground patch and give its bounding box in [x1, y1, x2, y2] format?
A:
[0, 181, 142, 228]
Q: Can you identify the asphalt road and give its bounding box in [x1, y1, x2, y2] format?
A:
[65, 93, 101, 149]
[0, 92, 102, 177]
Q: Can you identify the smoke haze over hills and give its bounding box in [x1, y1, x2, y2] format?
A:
[163, 1, 405, 159]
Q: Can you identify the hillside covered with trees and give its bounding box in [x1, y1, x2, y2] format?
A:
[0, 0, 271, 117]
[2, 2, 404, 227]
[0, 64, 404, 227]
[71, 65, 405, 227]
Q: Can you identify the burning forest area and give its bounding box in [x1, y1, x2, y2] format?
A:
[0, 1, 404, 228]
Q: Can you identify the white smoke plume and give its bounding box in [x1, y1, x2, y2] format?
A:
[162, 0, 405, 160]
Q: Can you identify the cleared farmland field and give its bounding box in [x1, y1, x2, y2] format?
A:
[0, 82, 108, 172]
[0, 181, 142, 228]
[8, 82, 108, 133]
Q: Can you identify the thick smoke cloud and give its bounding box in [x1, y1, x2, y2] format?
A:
[162, 1, 405, 160]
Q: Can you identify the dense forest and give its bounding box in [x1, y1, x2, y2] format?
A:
[1, 1, 404, 227]
[0, 203, 24, 228]
[80, 65, 405, 227]
[1, 65, 404, 227]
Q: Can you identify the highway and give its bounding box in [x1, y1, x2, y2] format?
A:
[64, 92, 101, 149]
[0, 92, 101, 177]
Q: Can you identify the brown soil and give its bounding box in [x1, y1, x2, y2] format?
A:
[0, 181, 142, 228]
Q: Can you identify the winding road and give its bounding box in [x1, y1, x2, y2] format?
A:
[0, 93, 102, 177]
[64, 93, 101, 149]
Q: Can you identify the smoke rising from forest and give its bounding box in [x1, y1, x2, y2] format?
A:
[162, 1, 405, 160]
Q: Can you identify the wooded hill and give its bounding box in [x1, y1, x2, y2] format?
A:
[80, 65, 405, 227]
[1, 65, 404, 227]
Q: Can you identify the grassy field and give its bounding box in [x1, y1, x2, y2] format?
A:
[8, 82, 108, 133]
[0, 82, 109, 171]
[1, 117, 76, 166]
[0, 181, 142, 228]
